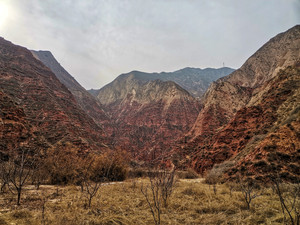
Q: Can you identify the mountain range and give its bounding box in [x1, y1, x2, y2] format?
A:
[0, 25, 299, 181]
[89, 67, 234, 100]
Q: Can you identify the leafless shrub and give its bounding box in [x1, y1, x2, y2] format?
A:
[140, 167, 177, 225]
[159, 169, 176, 207]
[225, 182, 237, 197]
[141, 177, 162, 225]
[43, 144, 81, 185]
[83, 179, 102, 208]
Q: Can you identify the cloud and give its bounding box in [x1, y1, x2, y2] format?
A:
[1, 0, 299, 89]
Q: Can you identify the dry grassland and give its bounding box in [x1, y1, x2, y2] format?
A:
[0, 178, 294, 224]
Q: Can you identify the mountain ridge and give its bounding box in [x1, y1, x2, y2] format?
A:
[89, 66, 234, 101]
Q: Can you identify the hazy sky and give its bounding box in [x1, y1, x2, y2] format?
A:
[0, 0, 299, 89]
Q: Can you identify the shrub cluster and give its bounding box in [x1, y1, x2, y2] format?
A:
[41, 144, 128, 185]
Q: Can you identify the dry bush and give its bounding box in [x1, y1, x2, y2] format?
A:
[42, 145, 128, 186]
[205, 168, 223, 195]
[176, 168, 199, 179]
[90, 151, 128, 182]
[42, 143, 82, 185]
[159, 169, 177, 207]
[141, 179, 162, 225]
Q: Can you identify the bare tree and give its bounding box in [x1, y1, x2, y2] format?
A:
[83, 179, 102, 208]
[272, 177, 300, 225]
[0, 147, 39, 205]
[81, 160, 101, 208]
[239, 178, 262, 210]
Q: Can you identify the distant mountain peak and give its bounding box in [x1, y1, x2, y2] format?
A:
[89, 66, 234, 99]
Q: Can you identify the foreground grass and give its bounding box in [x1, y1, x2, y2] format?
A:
[0, 179, 288, 224]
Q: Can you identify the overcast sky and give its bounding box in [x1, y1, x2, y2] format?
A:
[0, 0, 299, 89]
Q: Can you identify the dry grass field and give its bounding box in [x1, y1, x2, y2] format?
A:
[0, 177, 296, 225]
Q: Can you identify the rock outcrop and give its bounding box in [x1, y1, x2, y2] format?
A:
[224, 65, 300, 182]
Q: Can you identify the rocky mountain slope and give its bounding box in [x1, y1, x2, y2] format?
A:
[224, 65, 300, 182]
[31, 50, 111, 132]
[0, 37, 109, 153]
[0, 90, 49, 158]
[90, 67, 234, 100]
[94, 75, 201, 160]
[177, 25, 300, 180]
[189, 25, 300, 139]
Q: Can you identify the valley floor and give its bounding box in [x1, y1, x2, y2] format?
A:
[0, 178, 293, 225]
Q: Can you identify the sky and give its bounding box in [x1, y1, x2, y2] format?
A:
[0, 0, 299, 89]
